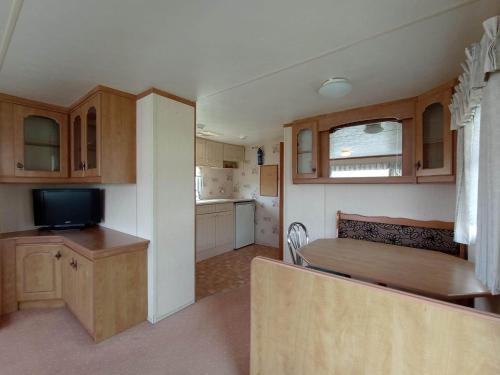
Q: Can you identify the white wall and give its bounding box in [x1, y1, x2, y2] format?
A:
[0, 184, 137, 235]
[283, 127, 456, 263]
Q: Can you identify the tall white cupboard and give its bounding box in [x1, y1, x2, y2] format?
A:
[136, 93, 195, 323]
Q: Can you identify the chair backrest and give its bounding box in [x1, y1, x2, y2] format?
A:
[287, 222, 309, 265]
[336, 211, 465, 258]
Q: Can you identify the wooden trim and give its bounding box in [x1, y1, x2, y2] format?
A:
[291, 97, 416, 131]
[69, 85, 136, 110]
[417, 174, 456, 183]
[331, 153, 402, 161]
[0, 176, 101, 184]
[0, 92, 68, 114]
[294, 176, 417, 184]
[337, 211, 455, 230]
[278, 142, 284, 260]
[136, 87, 196, 108]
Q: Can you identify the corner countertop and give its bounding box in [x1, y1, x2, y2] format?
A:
[196, 198, 255, 206]
[0, 226, 149, 260]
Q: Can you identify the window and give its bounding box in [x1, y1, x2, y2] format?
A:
[329, 121, 403, 178]
[195, 166, 203, 200]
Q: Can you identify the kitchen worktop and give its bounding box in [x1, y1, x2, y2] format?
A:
[196, 198, 255, 206]
[0, 226, 149, 260]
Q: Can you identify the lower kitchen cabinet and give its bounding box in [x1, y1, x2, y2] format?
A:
[11, 241, 147, 342]
[196, 203, 234, 261]
[16, 244, 63, 303]
[62, 247, 94, 334]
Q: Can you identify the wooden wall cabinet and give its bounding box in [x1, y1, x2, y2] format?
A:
[13, 106, 68, 178]
[196, 137, 245, 167]
[223, 143, 245, 162]
[69, 88, 136, 183]
[415, 81, 454, 182]
[0, 86, 136, 183]
[291, 121, 319, 180]
[16, 244, 63, 303]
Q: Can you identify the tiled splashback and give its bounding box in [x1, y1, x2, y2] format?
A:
[198, 166, 234, 199]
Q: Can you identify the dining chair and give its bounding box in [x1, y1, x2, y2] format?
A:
[287, 222, 309, 265]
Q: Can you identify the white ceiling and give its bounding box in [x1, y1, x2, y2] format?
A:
[0, 0, 498, 144]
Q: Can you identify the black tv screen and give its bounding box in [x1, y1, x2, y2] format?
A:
[33, 189, 103, 228]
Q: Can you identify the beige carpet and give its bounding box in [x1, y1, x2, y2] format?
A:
[0, 286, 250, 375]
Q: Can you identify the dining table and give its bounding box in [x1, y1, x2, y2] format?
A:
[296, 238, 490, 302]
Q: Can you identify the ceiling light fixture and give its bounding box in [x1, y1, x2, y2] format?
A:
[318, 77, 352, 98]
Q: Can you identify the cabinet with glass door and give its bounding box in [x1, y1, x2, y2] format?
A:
[70, 94, 101, 178]
[292, 121, 319, 180]
[415, 81, 455, 182]
[13, 105, 68, 178]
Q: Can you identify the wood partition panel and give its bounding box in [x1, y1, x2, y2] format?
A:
[251, 257, 500, 375]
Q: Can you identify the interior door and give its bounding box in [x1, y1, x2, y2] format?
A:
[13, 105, 68, 178]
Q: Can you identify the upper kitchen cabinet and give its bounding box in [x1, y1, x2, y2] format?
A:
[415, 80, 455, 182]
[0, 96, 68, 181]
[196, 138, 244, 167]
[14, 106, 68, 178]
[291, 121, 319, 180]
[69, 86, 136, 183]
[223, 144, 245, 162]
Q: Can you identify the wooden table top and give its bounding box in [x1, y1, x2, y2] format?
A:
[297, 238, 490, 301]
[0, 226, 149, 260]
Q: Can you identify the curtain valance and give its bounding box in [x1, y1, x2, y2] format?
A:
[450, 16, 499, 130]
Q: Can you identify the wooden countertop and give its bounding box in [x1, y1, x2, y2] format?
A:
[196, 198, 254, 206]
[0, 226, 149, 260]
[297, 238, 490, 301]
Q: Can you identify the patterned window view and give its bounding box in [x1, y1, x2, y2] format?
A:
[329, 121, 402, 177]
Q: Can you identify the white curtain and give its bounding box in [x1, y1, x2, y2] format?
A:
[454, 109, 480, 244]
[452, 16, 500, 294]
[475, 72, 500, 294]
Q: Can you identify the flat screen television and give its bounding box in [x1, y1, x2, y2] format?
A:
[33, 189, 103, 229]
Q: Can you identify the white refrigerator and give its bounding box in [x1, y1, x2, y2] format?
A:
[234, 201, 255, 249]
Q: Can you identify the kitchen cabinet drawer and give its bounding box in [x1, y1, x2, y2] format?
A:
[196, 204, 216, 215]
[215, 203, 234, 213]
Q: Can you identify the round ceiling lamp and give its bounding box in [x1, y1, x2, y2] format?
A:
[318, 77, 352, 98]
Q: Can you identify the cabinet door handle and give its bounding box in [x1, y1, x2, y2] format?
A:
[82, 162, 86, 171]
[16, 162, 24, 169]
[73, 259, 78, 270]
[416, 160, 422, 170]
[55, 251, 62, 260]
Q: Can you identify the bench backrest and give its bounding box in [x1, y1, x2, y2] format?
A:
[336, 211, 465, 258]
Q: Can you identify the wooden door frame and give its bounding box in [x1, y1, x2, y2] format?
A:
[279, 142, 284, 260]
